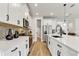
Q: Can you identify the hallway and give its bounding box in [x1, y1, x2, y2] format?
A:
[29, 40, 51, 56]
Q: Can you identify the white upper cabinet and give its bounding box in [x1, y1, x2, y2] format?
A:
[17, 4, 29, 27]
[0, 3, 8, 23]
[0, 3, 29, 27]
[9, 3, 29, 27]
[8, 3, 18, 25]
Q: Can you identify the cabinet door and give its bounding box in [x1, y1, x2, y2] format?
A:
[9, 4, 28, 27]
[48, 36, 51, 52]
[19, 37, 29, 56]
[0, 3, 8, 23]
[5, 47, 19, 56]
[48, 37, 57, 56]
[19, 44, 26, 56]
[62, 45, 78, 56]
[15, 4, 24, 27]
[24, 37, 29, 56]
[19, 41, 29, 56]
[50, 38, 57, 56]
[9, 4, 19, 25]
[51, 39, 63, 56]
[53, 40, 62, 56]
[56, 43, 62, 56]
[26, 39, 29, 56]
[18, 4, 26, 27]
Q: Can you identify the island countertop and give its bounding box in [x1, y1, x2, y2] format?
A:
[48, 34, 79, 53]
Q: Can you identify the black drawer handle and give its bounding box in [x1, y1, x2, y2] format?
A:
[26, 44, 28, 48]
[11, 47, 18, 52]
[57, 50, 61, 56]
[49, 41, 50, 45]
[6, 14, 9, 21]
[19, 51, 21, 56]
[57, 44, 62, 48]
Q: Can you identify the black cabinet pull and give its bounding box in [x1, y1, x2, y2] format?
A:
[11, 47, 18, 52]
[17, 20, 20, 24]
[19, 51, 21, 56]
[26, 44, 28, 48]
[57, 50, 61, 56]
[57, 44, 62, 48]
[49, 41, 50, 44]
[6, 14, 9, 21]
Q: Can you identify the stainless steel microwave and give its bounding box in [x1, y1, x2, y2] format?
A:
[23, 18, 29, 28]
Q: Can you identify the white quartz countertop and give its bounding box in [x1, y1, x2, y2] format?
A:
[48, 34, 79, 53]
[0, 36, 29, 52]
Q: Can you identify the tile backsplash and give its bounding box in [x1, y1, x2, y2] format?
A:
[0, 28, 15, 40]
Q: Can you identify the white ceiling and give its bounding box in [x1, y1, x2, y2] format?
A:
[28, 3, 79, 19]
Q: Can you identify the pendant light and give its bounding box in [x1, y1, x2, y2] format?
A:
[63, 4, 69, 37]
[63, 4, 67, 22]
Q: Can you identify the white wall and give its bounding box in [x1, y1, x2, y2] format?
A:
[43, 19, 57, 29]
[42, 18, 58, 41]
[67, 19, 76, 33]
[29, 17, 43, 42]
[37, 20, 41, 38]
[20, 4, 37, 42]
[28, 17, 37, 42]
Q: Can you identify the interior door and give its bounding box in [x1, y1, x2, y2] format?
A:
[36, 19, 41, 41]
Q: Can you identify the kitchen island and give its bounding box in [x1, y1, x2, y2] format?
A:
[0, 36, 29, 56]
[48, 34, 79, 56]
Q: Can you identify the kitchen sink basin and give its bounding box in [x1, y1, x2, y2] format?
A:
[52, 35, 62, 38]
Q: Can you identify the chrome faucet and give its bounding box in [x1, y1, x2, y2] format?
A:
[56, 25, 63, 37]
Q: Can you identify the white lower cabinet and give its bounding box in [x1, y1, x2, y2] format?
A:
[19, 39, 29, 56]
[62, 45, 78, 56]
[48, 37, 78, 56]
[48, 37, 52, 55]
[48, 36, 54, 55]
[2, 37, 29, 56]
[25, 39, 29, 56]
[4, 47, 19, 56]
[54, 42, 62, 56]
[50, 38, 56, 56]
[48, 37, 57, 56]
[51, 39, 62, 56]
[48, 37, 62, 56]
[19, 45, 26, 56]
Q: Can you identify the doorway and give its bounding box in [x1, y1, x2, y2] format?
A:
[36, 19, 41, 41]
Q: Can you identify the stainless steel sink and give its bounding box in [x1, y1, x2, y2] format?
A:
[52, 35, 62, 38]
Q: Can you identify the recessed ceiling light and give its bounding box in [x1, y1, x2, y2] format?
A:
[34, 3, 38, 7]
[12, 3, 20, 7]
[50, 12, 54, 16]
[36, 12, 39, 15]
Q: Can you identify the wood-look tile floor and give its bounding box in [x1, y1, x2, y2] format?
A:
[29, 40, 51, 56]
